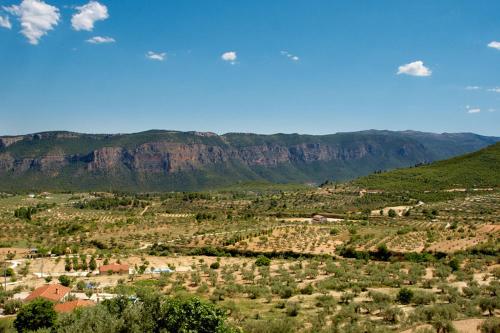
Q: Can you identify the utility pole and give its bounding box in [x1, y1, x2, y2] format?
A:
[3, 258, 7, 291]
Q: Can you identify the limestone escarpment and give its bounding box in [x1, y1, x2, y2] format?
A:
[0, 130, 497, 191]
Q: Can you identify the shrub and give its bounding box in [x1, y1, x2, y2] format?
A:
[4, 299, 23, 315]
[388, 209, 397, 218]
[279, 286, 294, 299]
[412, 290, 436, 305]
[58, 275, 72, 287]
[14, 298, 57, 333]
[382, 306, 403, 324]
[479, 297, 498, 316]
[210, 262, 220, 270]
[2, 267, 15, 277]
[369, 291, 392, 304]
[479, 317, 500, 333]
[76, 280, 86, 291]
[449, 258, 460, 272]
[286, 301, 300, 317]
[396, 288, 414, 304]
[255, 255, 271, 267]
[89, 257, 97, 271]
[315, 294, 337, 310]
[375, 243, 391, 261]
[300, 284, 314, 295]
[340, 292, 354, 305]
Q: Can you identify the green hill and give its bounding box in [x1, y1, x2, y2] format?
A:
[353, 142, 500, 191]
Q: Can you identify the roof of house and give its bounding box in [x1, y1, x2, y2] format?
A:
[25, 284, 71, 302]
[99, 263, 129, 272]
[54, 300, 95, 313]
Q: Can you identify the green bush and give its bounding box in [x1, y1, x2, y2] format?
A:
[329, 228, 339, 235]
[4, 299, 23, 315]
[480, 317, 500, 333]
[255, 255, 271, 267]
[285, 302, 300, 317]
[14, 298, 56, 333]
[412, 290, 436, 305]
[300, 284, 314, 295]
[279, 286, 294, 299]
[2, 267, 15, 277]
[396, 288, 414, 304]
[58, 275, 71, 287]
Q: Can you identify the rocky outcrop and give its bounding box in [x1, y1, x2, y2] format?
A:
[86, 147, 125, 172]
[0, 136, 23, 148]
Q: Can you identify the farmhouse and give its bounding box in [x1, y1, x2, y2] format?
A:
[54, 299, 95, 313]
[99, 263, 130, 275]
[312, 214, 327, 223]
[24, 284, 71, 303]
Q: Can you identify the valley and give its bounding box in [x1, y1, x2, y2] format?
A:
[0, 143, 498, 332]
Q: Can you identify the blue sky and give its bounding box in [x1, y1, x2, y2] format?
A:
[0, 0, 499, 136]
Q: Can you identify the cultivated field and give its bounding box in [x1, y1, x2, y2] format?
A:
[0, 187, 498, 332]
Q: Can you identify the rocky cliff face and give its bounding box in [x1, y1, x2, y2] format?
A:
[0, 141, 418, 175]
[0, 130, 497, 191]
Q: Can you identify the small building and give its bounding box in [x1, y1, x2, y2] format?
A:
[24, 284, 71, 303]
[26, 248, 38, 259]
[148, 267, 174, 274]
[99, 263, 129, 275]
[54, 300, 95, 313]
[312, 214, 327, 223]
[90, 293, 118, 303]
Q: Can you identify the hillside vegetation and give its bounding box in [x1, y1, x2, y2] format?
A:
[353, 142, 500, 191]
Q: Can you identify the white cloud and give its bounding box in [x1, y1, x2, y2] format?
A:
[146, 51, 166, 61]
[86, 36, 115, 44]
[487, 41, 500, 50]
[5, 0, 60, 45]
[488, 109, 496, 113]
[397, 60, 432, 77]
[280, 50, 300, 62]
[221, 51, 237, 63]
[71, 1, 108, 31]
[465, 86, 481, 90]
[0, 15, 11, 29]
[487, 87, 500, 93]
[466, 105, 481, 114]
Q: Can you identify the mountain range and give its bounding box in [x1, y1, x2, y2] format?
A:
[0, 130, 498, 191]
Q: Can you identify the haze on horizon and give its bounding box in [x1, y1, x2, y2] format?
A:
[1, 0, 499, 136]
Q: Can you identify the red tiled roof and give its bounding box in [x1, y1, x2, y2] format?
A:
[25, 284, 71, 302]
[54, 300, 95, 313]
[99, 263, 129, 273]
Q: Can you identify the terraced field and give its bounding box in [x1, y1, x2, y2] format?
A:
[0, 185, 498, 332]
